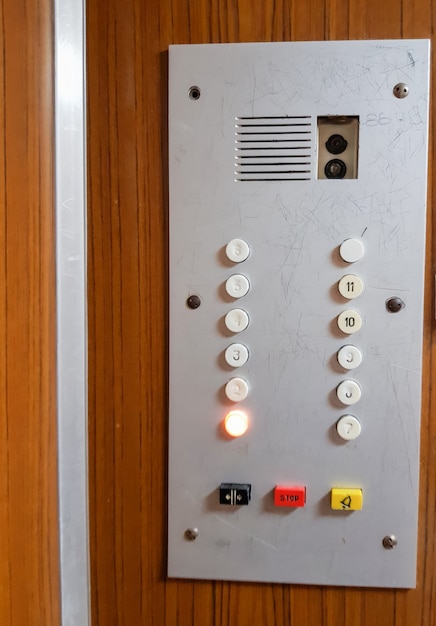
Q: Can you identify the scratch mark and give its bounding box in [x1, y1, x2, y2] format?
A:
[407, 51, 415, 67]
[390, 363, 419, 374]
[212, 515, 279, 551]
[361, 226, 368, 237]
[388, 364, 415, 493]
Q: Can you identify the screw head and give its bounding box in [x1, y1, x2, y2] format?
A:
[186, 295, 201, 309]
[393, 82, 409, 98]
[188, 86, 201, 100]
[386, 296, 405, 313]
[383, 535, 398, 549]
[185, 528, 199, 541]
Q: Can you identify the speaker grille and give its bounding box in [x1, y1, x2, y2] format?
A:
[235, 116, 313, 182]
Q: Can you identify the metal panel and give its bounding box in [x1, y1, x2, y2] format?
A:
[55, 0, 90, 622]
[168, 40, 430, 587]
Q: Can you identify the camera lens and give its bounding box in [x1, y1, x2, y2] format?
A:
[326, 134, 347, 154]
[325, 159, 346, 179]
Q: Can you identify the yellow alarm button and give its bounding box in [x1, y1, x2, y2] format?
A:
[331, 488, 363, 511]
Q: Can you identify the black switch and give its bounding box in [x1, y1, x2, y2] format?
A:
[219, 483, 251, 505]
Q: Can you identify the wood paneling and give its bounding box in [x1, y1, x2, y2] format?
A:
[0, 0, 60, 624]
[87, 1, 436, 624]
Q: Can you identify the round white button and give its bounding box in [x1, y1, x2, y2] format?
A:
[226, 239, 250, 263]
[225, 377, 249, 402]
[336, 380, 362, 405]
[336, 415, 362, 441]
[339, 239, 364, 263]
[225, 274, 250, 299]
[337, 309, 362, 334]
[225, 308, 249, 333]
[338, 274, 364, 299]
[337, 345, 363, 370]
[225, 343, 249, 368]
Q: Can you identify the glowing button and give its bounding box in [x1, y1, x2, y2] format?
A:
[224, 410, 249, 437]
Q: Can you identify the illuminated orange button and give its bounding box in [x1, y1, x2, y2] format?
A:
[274, 485, 306, 507]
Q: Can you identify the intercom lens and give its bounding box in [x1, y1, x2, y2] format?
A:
[325, 159, 347, 179]
[326, 134, 348, 154]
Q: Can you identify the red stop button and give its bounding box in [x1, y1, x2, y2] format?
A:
[274, 485, 306, 507]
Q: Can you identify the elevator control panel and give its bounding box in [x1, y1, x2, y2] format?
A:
[168, 40, 430, 588]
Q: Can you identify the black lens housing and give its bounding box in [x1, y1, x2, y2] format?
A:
[325, 159, 347, 179]
[326, 134, 348, 155]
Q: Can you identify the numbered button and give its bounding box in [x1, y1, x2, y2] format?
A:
[337, 309, 362, 334]
[338, 274, 364, 299]
[225, 343, 249, 368]
[225, 377, 249, 402]
[337, 345, 362, 370]
[336, 415, 362, 441]
[339, 238, 364, 263]
[226, 239, 250, 263]
[225, 274, 250, 299]
[225, 309, 249, 333]
[336, 380, 362, 405]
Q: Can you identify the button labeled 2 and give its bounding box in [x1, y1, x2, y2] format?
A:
[225, 377, 249, 402]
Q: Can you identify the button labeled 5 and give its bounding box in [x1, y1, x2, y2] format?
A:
[225, 274, 250, 298]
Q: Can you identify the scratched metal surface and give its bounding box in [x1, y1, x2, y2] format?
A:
[168, 40, 430, 587]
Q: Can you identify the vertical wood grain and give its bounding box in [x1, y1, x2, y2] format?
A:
[87, 0, 436, 624]
[0, 0, 60, 624]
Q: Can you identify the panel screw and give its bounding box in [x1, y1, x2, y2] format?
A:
[386, 296, 405, 313]
[393, 83, 409, 98]
[185, 528, 199, 541]
[186, 295, 201, 309]
[383, 535, 398, 549]
[188, 86, 201, 100]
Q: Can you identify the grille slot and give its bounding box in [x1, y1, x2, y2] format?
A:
[235, 116, 313, 182]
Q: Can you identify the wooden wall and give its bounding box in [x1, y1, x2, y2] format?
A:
[0, 0, 60, 624]
[87, 1, 436, 624]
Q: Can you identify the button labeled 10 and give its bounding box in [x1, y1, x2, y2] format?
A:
[337, 309, 362, 334]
